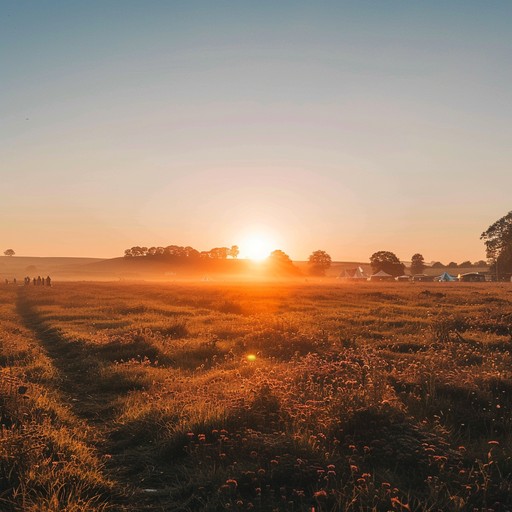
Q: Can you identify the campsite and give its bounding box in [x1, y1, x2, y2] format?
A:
[1, 279, 512, 511]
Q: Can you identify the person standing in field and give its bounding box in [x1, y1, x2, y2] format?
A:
[46, 276, 51, 287]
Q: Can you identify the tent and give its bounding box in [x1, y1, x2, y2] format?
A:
[340, 266, 368, 280]
[458, 272, 486, 282]
[437, 272, 457, 282]
[412, 274, 435, 282]
[369, 270, 394, 281]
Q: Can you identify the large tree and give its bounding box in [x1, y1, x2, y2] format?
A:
[410, 253, 426, 275]
[480, 212, 512, 279]
[481, 211, 512, 278]
[3, 249, 15, 257]
[266, 250, 300, 275]
[370, 251, 405, 277]
[308, 250, 332, 276]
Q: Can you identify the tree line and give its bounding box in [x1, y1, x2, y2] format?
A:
[120, 210, 512, 278]
[124, 245, 240, 260]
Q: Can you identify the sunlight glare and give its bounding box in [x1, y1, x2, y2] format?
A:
[239, 234, 274, 261]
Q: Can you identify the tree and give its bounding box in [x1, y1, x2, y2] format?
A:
[431, 261, 445, 269]
[410, 253, 426, 275]
[459, 260, 472, 268]
[208, 247, 229, 259]
[447, 262, 458, 268]
[481, 211, 512, 278]
[229, 245, 239, 259]
[369, 251, 405, 277]
[308, 250, 332, 276]
[266, 250, 300, 275]
[3, 249, 15, 257]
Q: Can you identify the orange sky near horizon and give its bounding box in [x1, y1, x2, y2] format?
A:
[2, 2, 511, 264]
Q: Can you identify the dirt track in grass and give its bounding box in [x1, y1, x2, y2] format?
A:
[15, 288, 175, 511]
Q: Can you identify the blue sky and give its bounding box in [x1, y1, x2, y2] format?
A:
[2, 1, 511, 261]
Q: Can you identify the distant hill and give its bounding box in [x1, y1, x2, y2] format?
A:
[0, 256, 106, 280]
[0, 256, 489, 281]
[85, 256, 255, 278]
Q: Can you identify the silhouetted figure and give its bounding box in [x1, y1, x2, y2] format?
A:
[46, 276, 51, 287]
[13, 278, 16, 285]
[33, 278, 36, 286]
[37, 276, 42, 286]
[4, 279, 8, 285]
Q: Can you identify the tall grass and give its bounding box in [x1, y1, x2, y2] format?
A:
[1, 281, 512, 510]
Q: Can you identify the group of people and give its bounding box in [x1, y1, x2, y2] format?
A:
[24, 276, 52, 287]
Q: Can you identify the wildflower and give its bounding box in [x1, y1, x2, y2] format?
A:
[226, 479, 238, 489]
[314, 490, 327, 499]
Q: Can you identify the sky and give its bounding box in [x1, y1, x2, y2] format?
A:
[2, 1, 511, 262]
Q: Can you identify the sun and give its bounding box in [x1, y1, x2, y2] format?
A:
[239, 233, 274, 261]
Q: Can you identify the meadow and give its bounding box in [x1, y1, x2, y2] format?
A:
[1, 280, 512, 511]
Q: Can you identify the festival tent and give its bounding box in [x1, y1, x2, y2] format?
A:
[369, 270, 394, 281]
[437, 272, 457, 282]
[340, 266, 368, 280]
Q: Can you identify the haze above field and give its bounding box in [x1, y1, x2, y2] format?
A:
[2, 1, 511, 262]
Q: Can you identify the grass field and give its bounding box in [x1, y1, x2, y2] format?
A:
[1, 280, 512, 511]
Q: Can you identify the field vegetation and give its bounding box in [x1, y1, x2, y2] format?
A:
[1, 281, 512, 511]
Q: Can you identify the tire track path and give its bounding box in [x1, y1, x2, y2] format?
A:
[16, 289, 168, 511]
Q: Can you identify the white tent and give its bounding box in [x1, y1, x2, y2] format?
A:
[369, 270, 394, 281]
[340, 266, 368, 280]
